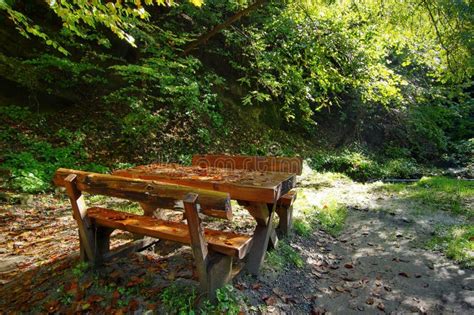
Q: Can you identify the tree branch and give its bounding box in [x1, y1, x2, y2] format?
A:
[181, 0, 266, 56]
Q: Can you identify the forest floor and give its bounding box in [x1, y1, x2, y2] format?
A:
[0, 170, 472, 314]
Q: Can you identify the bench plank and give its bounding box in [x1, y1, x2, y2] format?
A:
[54, 168, 232, 219]
[87, 207, 252, 259]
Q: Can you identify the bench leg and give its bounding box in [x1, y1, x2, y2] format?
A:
[207, 253, 233, 301]
[92, 226, 113, 266]
[276, 204, 294, 236]
[183, 193, 209, 292]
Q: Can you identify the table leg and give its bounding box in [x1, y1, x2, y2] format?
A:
[245, 202, 277, 275]
[137, 202, 160, 249]
[139, 202, 157, 217]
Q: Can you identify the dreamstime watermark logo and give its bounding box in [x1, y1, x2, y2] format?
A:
[267, 142, 282, 156]
[146, 142, 301, 174]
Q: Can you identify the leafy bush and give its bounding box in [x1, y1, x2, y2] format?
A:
[310, 149, 382, 181]
[382, 158, 420, 179]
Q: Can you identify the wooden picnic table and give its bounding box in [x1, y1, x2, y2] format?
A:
[113, 163, 297, 274]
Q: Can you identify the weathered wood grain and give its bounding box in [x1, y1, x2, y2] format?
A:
[54, 168, 232, 219]
[63, 174, 95, 263]
[86, 207, 252, 259]
[112, 164, 294, 203]
[183, 193, 209, 291]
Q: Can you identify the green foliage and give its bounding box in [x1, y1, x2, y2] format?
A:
[0, 106, 109, 193]
[310, 149, 382, 181]
[427, 225, 474, 268]
[201, 285, 241, 315]
[378, 176, 474, 218]
[309, 148, 428, 181]
[71, 261, 89, 278]
[293, 218, 312, 237]
[265, 242, 304, 271]
[0, 104, 30, 121]
[1, 0, 203, 53]
[160, 284, 196, 315]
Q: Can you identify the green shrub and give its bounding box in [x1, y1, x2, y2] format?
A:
[310, 149, 382, 181]
[0, 105, 31, 121]
[381, 158, 420, 179]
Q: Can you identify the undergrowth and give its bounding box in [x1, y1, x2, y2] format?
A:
[427, 225, 474, 268]
[265, 242, 305, 271]
[292, 190, 348, 237]
[309, 148, 427, 181]
[376, 176, 474, 218]
[161, 284, 241, 315]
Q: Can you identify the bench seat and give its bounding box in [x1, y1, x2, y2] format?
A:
[87, 207, 252, 259]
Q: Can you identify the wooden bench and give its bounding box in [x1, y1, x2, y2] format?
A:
[191, 154, 302, 236]
[53, 168, 252, 299]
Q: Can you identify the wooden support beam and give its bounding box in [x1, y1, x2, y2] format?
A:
[63, 174, 95, 262]
[183, 193, 209, 291]
[245, 202, 277, 275]
[206, 253, 233, 302]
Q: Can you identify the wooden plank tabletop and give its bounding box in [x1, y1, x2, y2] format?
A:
[113, 163, 296, 204]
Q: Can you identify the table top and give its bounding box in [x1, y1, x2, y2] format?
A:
[113, 163, 296, 204]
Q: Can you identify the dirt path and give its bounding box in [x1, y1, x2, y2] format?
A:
[236, 175, 473, 314]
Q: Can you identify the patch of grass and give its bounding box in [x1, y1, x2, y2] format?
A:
[71, 261, 89, 278]
[315, 198, 348, 236]
[112, 201, 143, 215]
[201, 285, 241, 315]
[299, 171, 352, 188]
[160, 283, 241, 314]
[86, 195, 143, 215]
[427, 225, 474, 268]
[293, 190, 348, 237]
[293, 218, 312, 237]
[160, 284, 197, 314]
[265, 242, 304, 271]
[377, 176, 474, 218]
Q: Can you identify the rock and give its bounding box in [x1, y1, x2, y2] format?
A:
[377, 302, 385, 311]
[461, 290, 474, 308]
[401, 217, 412, 223]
